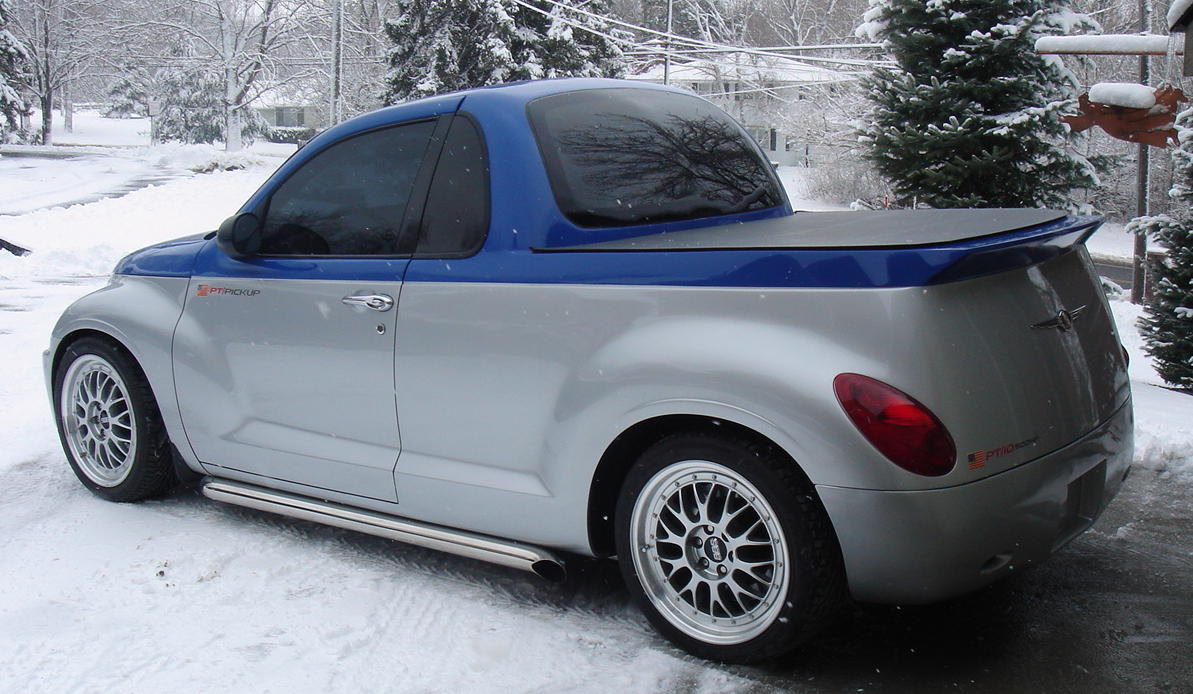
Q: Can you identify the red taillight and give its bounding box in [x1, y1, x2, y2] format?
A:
[833, 373, 956, 477]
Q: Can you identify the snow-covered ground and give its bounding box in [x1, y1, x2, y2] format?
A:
[775, 167, 850, 212]
[1086, 221, 1144, 262]
[0, 154, 1189, 692]
[0, 110, 296, 216]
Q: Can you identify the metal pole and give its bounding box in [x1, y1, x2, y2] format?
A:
[1131, 0, 1150, 304]
[331, 0, 344, 125]
[663, 0, 673, 86]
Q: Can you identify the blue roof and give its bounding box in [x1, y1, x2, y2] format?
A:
[239, 78, 696, 216]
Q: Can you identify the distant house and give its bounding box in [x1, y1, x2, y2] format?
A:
[254, 85, 327, 136]
[630, 53, 856, 166]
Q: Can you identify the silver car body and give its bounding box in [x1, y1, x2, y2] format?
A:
[45, 79, 1132, 604]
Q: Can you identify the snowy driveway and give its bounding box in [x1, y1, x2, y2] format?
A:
[0, 147, 191, 217]
[1, 167, 1191, 693]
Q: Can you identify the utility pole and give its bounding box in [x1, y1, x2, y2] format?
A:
[1131, 0, 1150, 303]
[331, 0, 344, 126]
[663, 0, 673, 86]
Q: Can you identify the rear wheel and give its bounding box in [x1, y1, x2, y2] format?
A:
[615, 431, 845, 662]
[54, 337, 176, 502]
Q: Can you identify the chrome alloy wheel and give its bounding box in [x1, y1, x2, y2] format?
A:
[629, 461, 790, 645]
[60, 355, 138, 487]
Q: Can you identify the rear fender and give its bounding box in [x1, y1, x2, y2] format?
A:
[547, 315, 902, 498]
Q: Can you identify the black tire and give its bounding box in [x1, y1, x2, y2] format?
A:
[52, 336, 177, 502]
[614, 431, 846, 663]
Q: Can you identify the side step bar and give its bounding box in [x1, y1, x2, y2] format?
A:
[200, 478, 566, 582]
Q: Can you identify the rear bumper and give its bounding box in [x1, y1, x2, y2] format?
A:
[817, 397, 1133, 604]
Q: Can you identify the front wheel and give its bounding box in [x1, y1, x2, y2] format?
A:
[615, 432, 845, 662]
[53, 337, 176, 502]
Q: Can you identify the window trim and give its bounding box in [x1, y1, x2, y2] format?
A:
[409, 111, 492, 260]
[253, 116, 450, 260]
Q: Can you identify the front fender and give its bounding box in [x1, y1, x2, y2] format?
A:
[48, 274, 200, 470]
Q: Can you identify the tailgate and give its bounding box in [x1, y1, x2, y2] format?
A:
[900, 246, 1129, 478]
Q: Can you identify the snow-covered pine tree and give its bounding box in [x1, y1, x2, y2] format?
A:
[857, 0, 1102, 208]
[0, 0, 28, 140]
[105, 67, 151, 119]
[151, 58, 266, 146]
[154, 66, 224, 144]
[383, 0, 626, 104]
[1134, 106, 1193, 389]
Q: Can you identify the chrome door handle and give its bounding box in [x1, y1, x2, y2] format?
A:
[342, 293, 394, 312]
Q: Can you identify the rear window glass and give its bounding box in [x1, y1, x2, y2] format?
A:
[527, 88, 783, 228]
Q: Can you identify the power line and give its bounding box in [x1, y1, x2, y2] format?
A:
[512, 0, 888, 69]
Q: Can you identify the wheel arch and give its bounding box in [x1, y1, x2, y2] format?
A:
[52, 328, 139, 380]
[586, 414, 816, 557]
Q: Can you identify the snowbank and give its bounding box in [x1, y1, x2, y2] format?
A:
[1110, 299, 1193, 478]
[1086, 221, 1142, 261]
[0, 166, 275, 280]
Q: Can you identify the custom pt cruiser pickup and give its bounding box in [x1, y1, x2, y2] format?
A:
[45, 78, 1132, 662]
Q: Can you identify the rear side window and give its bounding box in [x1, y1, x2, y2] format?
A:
[260, 120, 435, 256]
[527, 88, 783, 228]
[417, 115, 490, 256]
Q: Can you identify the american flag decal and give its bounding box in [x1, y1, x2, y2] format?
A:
[967, 450, 986, 470]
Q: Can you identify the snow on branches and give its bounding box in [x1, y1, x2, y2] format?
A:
[383, 0, 627, 104]
[856, 0, 1104, 209]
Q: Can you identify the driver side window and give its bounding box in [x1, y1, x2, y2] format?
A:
[260, 120, 436, 256]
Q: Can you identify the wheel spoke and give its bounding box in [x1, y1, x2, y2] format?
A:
[726, 519, 767, 549]
[658, 504, 686, 539]
[673, 569, 702, 597]
[104, 440, 124, 465]
[726, 568, 769, 599]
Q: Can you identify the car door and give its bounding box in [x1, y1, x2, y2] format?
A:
[173, 119, 440, 502]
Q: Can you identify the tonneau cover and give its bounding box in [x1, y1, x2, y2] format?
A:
[539, 209, 1067, 252]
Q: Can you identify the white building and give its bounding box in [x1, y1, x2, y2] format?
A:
[630, 52, 856, 166]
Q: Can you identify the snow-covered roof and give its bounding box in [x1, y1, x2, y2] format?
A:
[253, 81, 326, 109]
[1089, 82, 1157, 108]
[1035, 34, 1181, 55]
[630, 53, 854, 87]
[1169, 0, 1193, 30]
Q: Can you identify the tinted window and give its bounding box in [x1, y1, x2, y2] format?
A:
[260, 120, 435, 255]
[528, 89, 783, 228]
[418, 116, 490, 256]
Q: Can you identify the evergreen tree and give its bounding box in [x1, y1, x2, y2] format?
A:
[105, 66, 151, 119]
[1133, 106, 1193, 389]
[857, 0, 1102, 209]
[383, 0, 627, 104]
[0, 0, 28, 140]
[155, 65, 225, 144]
[154, 64, 265, 145]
